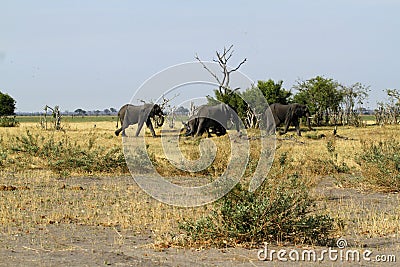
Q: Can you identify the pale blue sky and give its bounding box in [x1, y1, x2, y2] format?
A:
[1, 0, 399, 112]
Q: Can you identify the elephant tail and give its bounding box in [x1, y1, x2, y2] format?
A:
[116, 115, 119, 128]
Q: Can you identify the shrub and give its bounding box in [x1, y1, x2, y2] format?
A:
[356, 140, 400, 192]
[0, 116, 19, 127]
[179, 175, 334, 247]
[10, 130, 128, 174]
[326, 140, 350, 173]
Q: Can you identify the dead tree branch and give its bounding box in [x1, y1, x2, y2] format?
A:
[195, 45, 246, 96]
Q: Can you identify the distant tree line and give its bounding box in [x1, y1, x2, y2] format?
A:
[73, 108, 118, 116]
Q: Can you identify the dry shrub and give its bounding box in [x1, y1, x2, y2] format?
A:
[179, 175, 334, 248]
[356, 140, 400, 192]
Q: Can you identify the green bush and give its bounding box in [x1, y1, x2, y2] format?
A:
[357, 140, 400, 192]
[10, 130, 128, 174]
[179, 175, 334, 247]
[0, 116, 19, 127]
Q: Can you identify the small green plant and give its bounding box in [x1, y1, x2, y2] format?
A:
[356, 140, 400, 192]
[304, 133, 325, 140]
[11, 130, 40, 155]
[0, 136, 7, 166]
[326, 140, 350, 173]
[179, 175, 334, 247]
[278, 151, 288, 167]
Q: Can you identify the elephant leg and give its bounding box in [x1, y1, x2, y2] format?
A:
[207, 128, 212, 138]
[115, 127, 122, 136]
[294, 119, 301, 136]
[120, 125, 129, 136]
[135, 120, 145, 136]
[195, 119, 205, 137]
[273, 117, 280, 132]
[116, 124, 128, 137]
[273, 118, 283, 135]
[216, 124, 226, 136]
[221, 126, 226, 136]
[283, 119, 290, 134]
[146, 119, 157, 137]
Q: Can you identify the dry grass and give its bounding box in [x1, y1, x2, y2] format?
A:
[0, 171, 207, 240]
[1, 121, 400, 246]
[324, 194, 400, 239]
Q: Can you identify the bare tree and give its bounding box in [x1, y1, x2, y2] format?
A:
[195, 45, 253, 129]
[188, 101, 197, 117]
[375, 89, 400, 125]
[41, 105, 61, 130]
[195, 45, 246, 97]
[339, 82, 370, 126]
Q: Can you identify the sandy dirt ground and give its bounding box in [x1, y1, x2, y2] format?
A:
[0, 176, 399, 266]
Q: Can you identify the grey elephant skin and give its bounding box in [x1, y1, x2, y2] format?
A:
[183, 116, 226, 137]
[269, 103, 312, 136]
[115, 104, 164, 137]
[184, 103, 239, 137]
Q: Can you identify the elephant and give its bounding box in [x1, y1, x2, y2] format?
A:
[115, 103, 164, 137]
[268, 103, 312, 136]
[183, 116, 227, 137]
[183, 103, 239, 137]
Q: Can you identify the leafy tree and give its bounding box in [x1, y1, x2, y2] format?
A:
[208, 80, 291, 128]
[256, 79, 292, 105]
[293, 76, 343, 125]
[74, 108, 87, 116]
[0, 91, 16, 116]
[103, 109, 111, 115]
[232, 79, 292, 127]
[110, 107, 117, 113]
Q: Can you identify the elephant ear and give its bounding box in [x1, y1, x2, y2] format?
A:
[294, 105, 303, 117]
[291, 104, 306, 117]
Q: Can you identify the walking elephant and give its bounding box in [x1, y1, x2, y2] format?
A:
[183, 116, 227, 137]
[184, 103, 239, 137]
[115, 103, 164, 137]
[269, 103, 312, 136]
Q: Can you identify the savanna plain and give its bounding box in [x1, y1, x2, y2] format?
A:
[0, 116, 399, 266]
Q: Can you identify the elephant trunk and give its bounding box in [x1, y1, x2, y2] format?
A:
[185, 126, 192, 136]
[156, 115, 165, 127]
